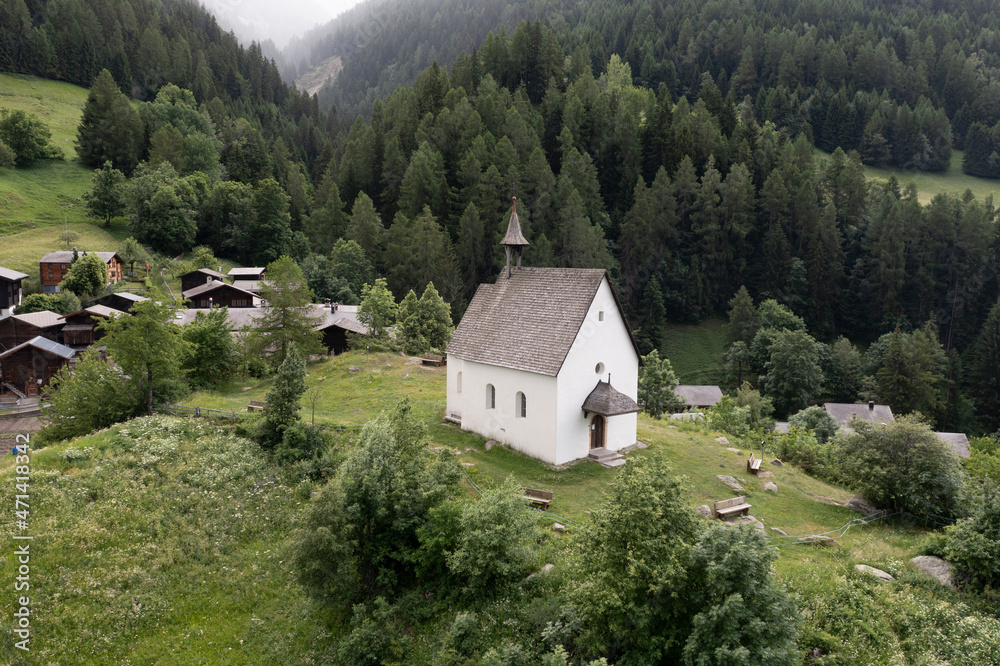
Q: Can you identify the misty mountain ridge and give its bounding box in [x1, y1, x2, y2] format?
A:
[196, 0, 341, 49]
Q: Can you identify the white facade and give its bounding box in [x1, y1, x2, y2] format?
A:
[447, 276, 639, 465]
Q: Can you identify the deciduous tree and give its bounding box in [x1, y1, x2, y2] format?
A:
[638, 349, 684, 418]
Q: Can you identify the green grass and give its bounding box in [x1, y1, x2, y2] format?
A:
[659, 318, 728, 384]
[0, 73, 109, 276]
[815, 147, 1000, 204]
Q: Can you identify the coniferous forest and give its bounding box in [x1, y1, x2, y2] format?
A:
[1, 0, 999, 433]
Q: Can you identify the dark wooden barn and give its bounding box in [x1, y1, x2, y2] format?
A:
[0, 311, 64, 351]
[0, 336, 76, 396]
[182, 281, 257, 309]
[0, 266, 28, 315]
[179, 268, 227, 295]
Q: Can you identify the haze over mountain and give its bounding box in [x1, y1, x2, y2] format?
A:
[197, 0, 362, 49]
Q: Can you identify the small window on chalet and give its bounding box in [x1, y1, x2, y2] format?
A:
[598, 310, 605, 321]
[516, 391, 526, 418]
[486, 384, 495, 409]
[456, 371, 463, 394]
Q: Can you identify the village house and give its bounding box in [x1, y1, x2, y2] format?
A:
[173, 301, 367, 355]
[0, 266, 28, 316]
[0, 310, 64, 350]
[936, 432, 971, 458]
[0, 336, 76, 397]
[182, 280, 258, 309]
[674, 385, 724, 410]
[39, 251, 124, 293]
[446, 199, 641, 466]
[93, 291, 149, 313]
[59, 305, 126, 347]
[823, 401, 895, 427]
[179, 268, 227, 294]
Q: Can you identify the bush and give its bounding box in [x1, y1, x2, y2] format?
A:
[706, 384, 774, 437]
[789, 405, 839, 443]
[943, 482, 1000, 593]
[445, 478, 541, 597]
[772, 427, 836, 478]
[682, 525, 800, 666]
[834, 414, 964, 518]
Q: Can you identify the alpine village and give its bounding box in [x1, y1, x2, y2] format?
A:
[2, 0, 1000, 663]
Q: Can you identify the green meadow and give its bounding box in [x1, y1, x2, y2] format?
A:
[1, 349, 997, 662]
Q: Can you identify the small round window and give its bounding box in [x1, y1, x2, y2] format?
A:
[595, 362, 605, 375]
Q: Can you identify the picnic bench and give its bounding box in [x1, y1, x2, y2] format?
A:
[713, 495, 752, 519]
[747, 452, 762, 475]
[247, 400, 267, 412]
[520, 488, 553, 510]
[422, 354, 446, 367]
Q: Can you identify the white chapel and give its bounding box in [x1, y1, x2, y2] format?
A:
[445, 198, 642, 466]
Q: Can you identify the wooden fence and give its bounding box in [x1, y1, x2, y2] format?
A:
[158, 402, 363, 432]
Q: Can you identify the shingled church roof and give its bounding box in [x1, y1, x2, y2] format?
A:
[446, 266, 639, 376]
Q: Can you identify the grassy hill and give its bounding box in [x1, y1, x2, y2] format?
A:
[0, 74, 127, 276]
[815, 147, 1000, 205]
[5, 350, 997, 662]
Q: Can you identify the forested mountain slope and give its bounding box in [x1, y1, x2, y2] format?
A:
[292, 0, 1000, 176]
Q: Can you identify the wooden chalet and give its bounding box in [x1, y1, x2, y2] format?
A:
[182, 281, 257, 309]
[180, 268, 227, 294]
[92, 292, 150, 313]
[0, 310, 64, 350]
[228, 267, 265, 286]
[59, 305, 125, 347]
[0, 266, 28, 315]
[0, 336, 76, 396]
[39, 251, 124, 293]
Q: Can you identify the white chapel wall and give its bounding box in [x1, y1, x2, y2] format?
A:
[554, 277, 640, 464]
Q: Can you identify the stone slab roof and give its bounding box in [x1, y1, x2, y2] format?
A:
[13, 310, 64, 329]
[228, 267, 265, 277]
[180, 268, 226, 280]
[40, 251, 119, 264]
[107, 292, 149, 303]
[0, 335, 76, 360]
[674, 385, 724, 408]
[823, 402, 895, 425]
[59, 305, 124, 321]
[0, 267, 28, 281]
[182, 281, 257, 299]
[582, 380, 640, 416]
[935, 432, 970, 458]
[447, 267, 637, 377]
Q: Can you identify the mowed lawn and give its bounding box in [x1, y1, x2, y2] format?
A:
[0, 73, 102, 270]
[815, 147, 1000, 204]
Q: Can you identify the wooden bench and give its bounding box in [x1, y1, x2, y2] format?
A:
[520, 488, 553, 510]
[247, 400, 267, 412]
[747, 452, 762, 475]
[714, 496, 752, 519]
[422, 354, 446, 367]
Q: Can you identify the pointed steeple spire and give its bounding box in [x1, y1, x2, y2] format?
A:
[500, 196, 529, 279]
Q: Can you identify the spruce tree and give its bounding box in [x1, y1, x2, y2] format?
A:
[967, 299, 1000, 432]
[257, 345, 306, 449]
[76, 69, 143, 174]
[727, 286, 757, 345]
